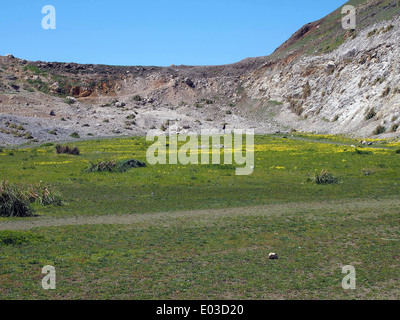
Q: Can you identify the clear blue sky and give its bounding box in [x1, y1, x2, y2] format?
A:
[0, 0, 347, 66]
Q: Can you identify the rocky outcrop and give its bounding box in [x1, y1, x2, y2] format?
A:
[246, 17, 400, 137]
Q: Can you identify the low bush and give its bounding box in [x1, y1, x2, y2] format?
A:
[373, 125, 386, 135]
[25, 184, 64, 206]
[0, 181, 34, 217]
[85, 159, 146, 173]
[365, 108, 376, 120]
[55, 145, 80, 155]
[313, 170, 338, 185]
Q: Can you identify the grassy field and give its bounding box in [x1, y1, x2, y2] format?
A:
[0, 134, 399, 299]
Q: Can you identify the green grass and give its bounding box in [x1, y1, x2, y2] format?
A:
[23, 64, 48, 77]
[1, 134, 400, 217]
[0, 134, 399, 299]
[0, 201, 398, 299]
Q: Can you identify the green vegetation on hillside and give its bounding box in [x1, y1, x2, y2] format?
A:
[273, 0, 400, 57]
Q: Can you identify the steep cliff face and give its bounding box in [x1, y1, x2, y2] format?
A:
[1, 0, 400, 145]
[246, 16, 400, 137]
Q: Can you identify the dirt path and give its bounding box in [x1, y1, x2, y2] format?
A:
[1, 197, 399, 231]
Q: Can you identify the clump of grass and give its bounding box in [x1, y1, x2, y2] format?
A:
[0, 230, 45, 246]
[391, 123, 399, 132]
[365, 108, 376, 120]
[70, 132, 80, 139]
[0, 181, 34, 217]
[55, 145, 80, 155]
[373, 125, 386, 135]
[24, 132, 34, 140]
[372, 77, 385, 86]
[25, 184, 63, 206]
[85, 159, 146, 173]
[367, 29, 378, 37]
[313, 170, 338, 185]
[382, 24, 394, 33]
[132, 95, 142, 102]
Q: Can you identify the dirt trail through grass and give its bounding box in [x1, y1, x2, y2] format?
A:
[2, 197, 399, 231]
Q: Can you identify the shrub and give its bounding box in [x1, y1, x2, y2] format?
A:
[367, 29, 378, 37]
[313, 170, 338, 185]
[383, 24, 394, 33]
[372, 77, 385, 86]
[132, 95, 142, 101]
[116, 159, 146, 172]
[85, 159, 146, 173]
[373, 125, 386, 135]
[24, 132, 34, 140]
[70, 132, 80, 139]
[55, 145, 80, 155]
[25, 184, 63, 206]
[365, 108, 376, 120]
[391, 123, 399, 132]
[0, 181, 34, 217]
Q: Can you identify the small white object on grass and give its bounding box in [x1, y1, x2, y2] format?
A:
[268, 253, 279, 260]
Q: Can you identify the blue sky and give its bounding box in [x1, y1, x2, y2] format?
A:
[0, 0, 347, 66]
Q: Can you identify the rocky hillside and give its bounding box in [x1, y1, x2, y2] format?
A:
[1, 0, 400, 146]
